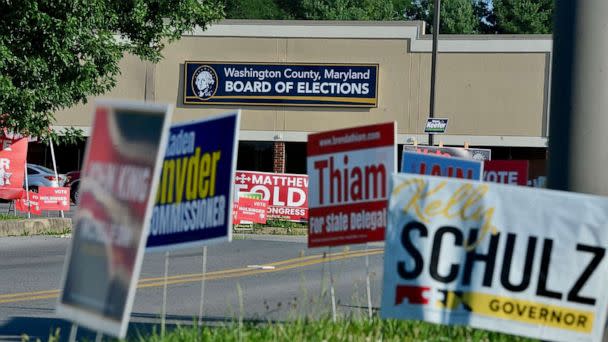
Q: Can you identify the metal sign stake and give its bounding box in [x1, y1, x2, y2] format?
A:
[328, 246, 337, 322]
[161, 251, 170, 337]
[365, 243, 373, 319]
[67, 323, 78, 342]
[48, 138, 64, 218]
[198, 246, 208, 327]
[24, 161, 30, 219]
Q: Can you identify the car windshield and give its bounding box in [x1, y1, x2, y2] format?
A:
[28, 164, 55, 174]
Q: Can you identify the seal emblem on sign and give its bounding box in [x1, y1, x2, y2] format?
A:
[192, 65, 218, 100]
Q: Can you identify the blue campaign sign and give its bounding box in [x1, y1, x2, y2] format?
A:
[400, 151, 483, 180]
[146, 111, 240, 252]
[183, 62, 378, 107]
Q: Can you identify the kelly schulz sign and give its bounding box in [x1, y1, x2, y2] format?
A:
[381, 173, 608, 342]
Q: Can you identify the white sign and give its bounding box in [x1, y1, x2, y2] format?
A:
[307, 122, 396, 247]
[424, 118, 448, 134]
[381, 173, 608, 342]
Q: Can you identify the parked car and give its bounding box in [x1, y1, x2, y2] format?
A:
[26, 163, 66, 191]
[64, 170, 81, 204]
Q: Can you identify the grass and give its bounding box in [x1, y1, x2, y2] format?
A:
[0, 213, 22, 220]
[135, 316, 537, 342]
[39, 227, 71, 236]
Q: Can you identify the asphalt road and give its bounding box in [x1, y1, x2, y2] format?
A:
[0, 235, 384, 341]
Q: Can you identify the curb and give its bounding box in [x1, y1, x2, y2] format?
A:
[0, 218, 72, 237]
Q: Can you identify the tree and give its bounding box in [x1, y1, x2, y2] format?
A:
[493, 0, 553, 34]
[224, 0, 290, 19]
[0, 0, 224, 139]
[224, 0, 407, 21]
[404, 0, 479, 34]
[298, 0, 396, 21]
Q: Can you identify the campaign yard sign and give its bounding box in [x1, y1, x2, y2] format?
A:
[233, 192, 263, 225]
[15, 191, 41, 215]
[0, 138, 28, 200]
[424, 118, 448, 134]
[307, 122, 396, 247]
[38, 186, 70, 211]
[381, 173, 608, 342]
[184, 62, 378, 107]
[235, 197, 269, 224]
[57, 100, 172, 338]
[234, 171, 308, 222]
[147, 111, 240, 251]
[403, 145, 492, 161]
[484, 160, 529, 186]
[401, 151, 483, 181]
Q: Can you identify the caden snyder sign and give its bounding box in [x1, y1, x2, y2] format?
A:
[184, 62, 378, 108]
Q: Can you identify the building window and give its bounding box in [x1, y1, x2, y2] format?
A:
[237, 141, 273, 172]
[285, 142, 307, 174]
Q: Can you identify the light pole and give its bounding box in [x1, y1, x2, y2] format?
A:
[428, 0, 441, 146]
[548, 1, 608, 196]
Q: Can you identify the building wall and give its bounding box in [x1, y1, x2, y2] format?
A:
[53, 21, 552, 147]
[55, 54, 148, 127]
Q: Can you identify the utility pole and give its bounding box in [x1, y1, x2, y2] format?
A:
[428, 0, 441, 146]
[548, 5, 608, 340]
[548, 1, 608, 197]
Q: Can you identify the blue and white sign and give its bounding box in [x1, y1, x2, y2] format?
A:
[401, 151, 483, 180]
[146, 111, 241, 251]
[184, 62, 378, 107]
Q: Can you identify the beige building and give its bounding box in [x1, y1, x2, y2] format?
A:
[51, 20, 551, 174]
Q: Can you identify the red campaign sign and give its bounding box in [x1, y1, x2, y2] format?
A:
[38, 187, 71, 211]
[307, 122, 396, 247]
[236, 197, 268, 224]
[15, 191, 42, 215]
[57, 101, 171, 337]
[234, 171, 308, 222]
[0, 138, 28, 200]
[483, 160, 529, 186]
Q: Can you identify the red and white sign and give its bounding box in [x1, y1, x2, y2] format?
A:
[57, 100, 172, 338]
[15, 191, 41, 215]
[234, 171, 308, 222]
[235, 197, 269, 224]
[483, 160, 529, 186]
[38, 186, 71, 211]
[0, 138, 28, 200]
[307, 122, 396, 247]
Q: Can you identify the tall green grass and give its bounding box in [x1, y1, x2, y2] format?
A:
[139, 316, 537, 342]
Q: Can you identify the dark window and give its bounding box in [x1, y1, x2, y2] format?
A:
[236, 141, 273, 172]
[285, 142, 307, 174]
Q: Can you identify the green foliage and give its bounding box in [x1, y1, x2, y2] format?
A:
[440, 0, 478, 34]
[225, 0, 407, 20]
[225, 0, 553, 35]
[0, 0, 224, 140]
[225, 0, 291, 19]
[135, 316, 538, 342]
[493, 0, 553, 34]
[299, 0, 397, 21]
[405, 0, 480, 34]
[0, 213, 20, 220]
